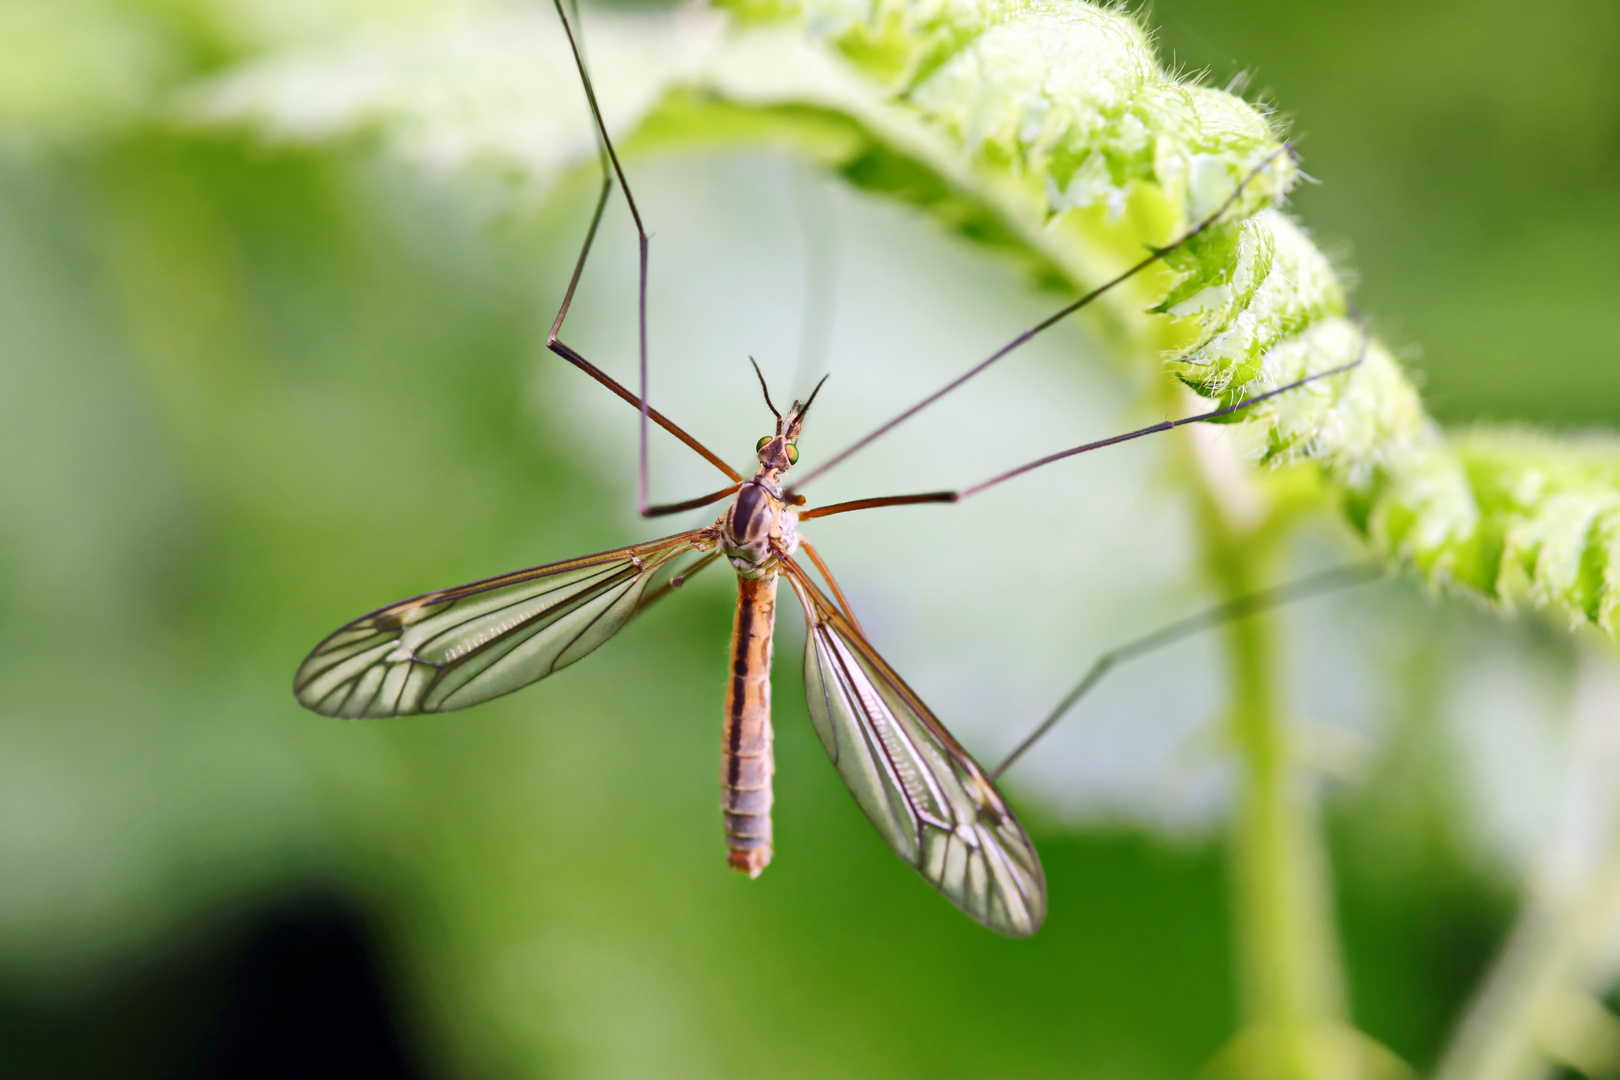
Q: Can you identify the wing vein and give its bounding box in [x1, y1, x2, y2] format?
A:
[295, 531, 708, 718]
[778, 552, 1046, 936]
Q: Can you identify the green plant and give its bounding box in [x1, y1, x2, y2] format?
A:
[84, 0, 1620, 1074]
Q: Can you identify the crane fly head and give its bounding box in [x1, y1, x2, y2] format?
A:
[751, 364, 829, 476]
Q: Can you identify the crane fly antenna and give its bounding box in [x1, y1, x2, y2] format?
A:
[798, 373, 831, 424]
[546, 0, 745, 503]
[750, 356, 782, 419]
[989, 561, 1386, 780]
[786, 143, 1296, 496]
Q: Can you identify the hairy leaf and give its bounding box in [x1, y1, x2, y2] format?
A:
[185, 0, 1620, 635]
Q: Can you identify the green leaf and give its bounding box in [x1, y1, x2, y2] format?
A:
[182, 0, 1620, 638]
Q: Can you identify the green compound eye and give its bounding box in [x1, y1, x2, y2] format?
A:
[785, 443, 799, 465]
[756, 436, 771, 453]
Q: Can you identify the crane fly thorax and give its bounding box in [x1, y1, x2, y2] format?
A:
[720, 472, 798, 577]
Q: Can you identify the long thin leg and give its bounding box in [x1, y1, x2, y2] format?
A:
[799, 349, 1364, 521]
[635, 548, 726, 613]
[547, 0, 743, 498]
[550, 0, 612, 347]
[988, 562, 1384, 781]
[544, 150, 739, 489]
[787, 144, 1296, 495]
[644, 482, 743, 519]
[797, 537, 866, 635]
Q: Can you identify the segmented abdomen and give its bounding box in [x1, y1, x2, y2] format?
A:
[722, 572, 776, 877]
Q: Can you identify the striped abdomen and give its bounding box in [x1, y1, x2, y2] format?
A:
[722, 572, 777, 877]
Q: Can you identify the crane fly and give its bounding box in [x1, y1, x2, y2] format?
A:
[294, 374, 1047, 934]
[292, 0, 1363, 937]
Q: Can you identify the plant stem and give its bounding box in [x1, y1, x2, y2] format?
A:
[1217, 535, 1353, 1079]
[1171, 419, 1357, 1079]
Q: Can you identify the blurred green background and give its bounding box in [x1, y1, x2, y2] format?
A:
[1, 0, 1616, 1076]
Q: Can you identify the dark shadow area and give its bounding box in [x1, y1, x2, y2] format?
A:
[0, 893, 423, 1079]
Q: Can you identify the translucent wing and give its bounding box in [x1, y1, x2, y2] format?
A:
[294, 531, 708, 718]
[781, 557, 1047, 936]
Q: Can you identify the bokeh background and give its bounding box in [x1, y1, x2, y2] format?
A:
[2, 0, 1617, 1075]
